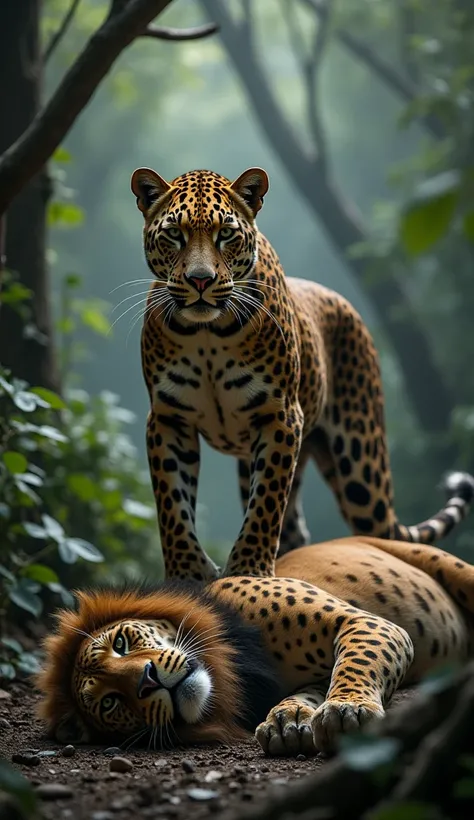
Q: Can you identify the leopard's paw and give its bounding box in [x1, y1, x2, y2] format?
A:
[312, 699, 385, 755]
[255, 703, 316, 757]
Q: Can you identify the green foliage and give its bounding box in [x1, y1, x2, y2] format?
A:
[0, 366, 157, 682]
[0, 759, 37, 817]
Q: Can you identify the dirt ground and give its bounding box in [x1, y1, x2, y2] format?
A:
[1, 683, 416, 820]
[0, 681, 324, 820]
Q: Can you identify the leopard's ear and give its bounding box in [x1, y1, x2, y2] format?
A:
[230, 168, 269, 217]
[130, 168, 172, 215]
[54, 712, 91, 745]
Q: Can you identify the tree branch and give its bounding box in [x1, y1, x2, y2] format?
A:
[0, 0, 177, 215]
[142, 22, 218, 41]
[198, 0, 454, 435]
[299, 0, 445, 139]
[43, 0, 82, 63]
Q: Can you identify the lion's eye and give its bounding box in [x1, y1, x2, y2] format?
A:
[219, 227, 234, 240]
[113, 633, 127, 655]
[101, 695, 118, 711]
[165, 226, 181, 239]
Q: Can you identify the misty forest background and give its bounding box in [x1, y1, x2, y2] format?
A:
[1, 0, 474, 652]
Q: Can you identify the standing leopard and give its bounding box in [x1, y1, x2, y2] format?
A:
[132, 165, 473, 581]
[38, 534, 474, 756]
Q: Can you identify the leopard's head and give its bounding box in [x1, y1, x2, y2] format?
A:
[131, 167, 268, 325]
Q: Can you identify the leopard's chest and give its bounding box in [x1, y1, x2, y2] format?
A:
[152, 348, 272, 456]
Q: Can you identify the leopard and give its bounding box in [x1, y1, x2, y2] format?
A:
[132, 165, 473, 582]
[37, 523, 474, 757]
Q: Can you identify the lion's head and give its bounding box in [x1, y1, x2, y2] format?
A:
[36, 581, 281, 748]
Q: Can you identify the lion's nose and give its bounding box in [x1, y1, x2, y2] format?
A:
[185, 269, 215, 292]
[137, 661, 161, 699]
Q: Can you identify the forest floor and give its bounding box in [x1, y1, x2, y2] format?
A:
[1, 683, 414, 820]
[0, 681, 320, 820]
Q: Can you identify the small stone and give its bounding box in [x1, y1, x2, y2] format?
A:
[109, 756, 133, 773]
[36, 783, 73, 800]
[37, 750, 58, 758]
[62, 745, 76, 758]
[169, 796, 181, 805]
[181, 758, 195, 773]
[103, 747, 122, 756]
[0, 688, 11, 699]
[186, 788, 218, 801]
[296, 753, 306, 761]
[154, 758, 168, 768]
[11, 753, 40, 767]
[0, 717, 11, 729]
[205, 770, 223, 782]
[91, 813, 114, 820]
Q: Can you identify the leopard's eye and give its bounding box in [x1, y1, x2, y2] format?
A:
[113, 632, 128, 655]
[101, 694, 118, 711]
[219, 226, 235, 240]
[165, 226, 181, 239]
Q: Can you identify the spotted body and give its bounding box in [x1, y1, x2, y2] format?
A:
[38, 534, 474, 756]
[132, 166, 473, 581]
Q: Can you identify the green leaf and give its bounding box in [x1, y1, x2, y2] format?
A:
[400, 170, 461, 255]
[463, 211, 474, 242]
[53, 146, 72, 163]
[58, 541, 78, 564]
[371, 801, 443, 820]
[0, 375, 14, 395]
[64, 537, 104, 563]
[0, 662, 16, 681]
[37, 424, 68, 442]
[339, 735, 400, 772]
[41, 514, 65, 542]
[47, 201, 84, 229]
[9, 582, 42, 617]
[0, 564, 15, 582]
[12, 390, 38, 412]
[18, 472, 43, 487]
[81, 306, 110, 336]
[67, 473, 97, 502]
[65, 273, 82, 288]
[123, 498, 154, 520]
[22, 521, 47, 539]
[454, 777, 474, 799]
[2, 451, 28, 474]
[0, 758, 37, 814]
[22, 564, 59, 585]
[48, 582, 75, 607]
[30, 387, 67, 410]
[16, 651, 41, 675]
[1, 637, 23, 654]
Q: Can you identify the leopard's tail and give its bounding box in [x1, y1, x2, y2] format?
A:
[393, 471, 474, 544]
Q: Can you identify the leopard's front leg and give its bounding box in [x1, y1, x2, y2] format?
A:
[146, 410, 219, 581]
[223, 406, 304, 577]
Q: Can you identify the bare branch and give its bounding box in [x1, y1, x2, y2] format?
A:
[142, 22, 218, 41]
[0, 1, 176, 214]
[43, 0, 82, 63]
[305, 0, 332, 166]
[299, 0, 445, 139]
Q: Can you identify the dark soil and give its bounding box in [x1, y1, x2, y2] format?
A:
[0, 682, 322, 820]
[0, 683, 415, 820]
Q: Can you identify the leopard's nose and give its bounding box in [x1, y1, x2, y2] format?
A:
[185, 269, 216, 292]
[137, 661, 161, 699]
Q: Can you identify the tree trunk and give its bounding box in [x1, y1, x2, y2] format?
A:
[0, 0, 59, 391]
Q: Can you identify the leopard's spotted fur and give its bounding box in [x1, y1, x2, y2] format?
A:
[132, 166, 473, 581]
[37, 536, 474, 756]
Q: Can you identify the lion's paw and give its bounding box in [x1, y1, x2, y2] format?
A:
[255, 703, 316, 757]
[312, 699, 385, 755]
